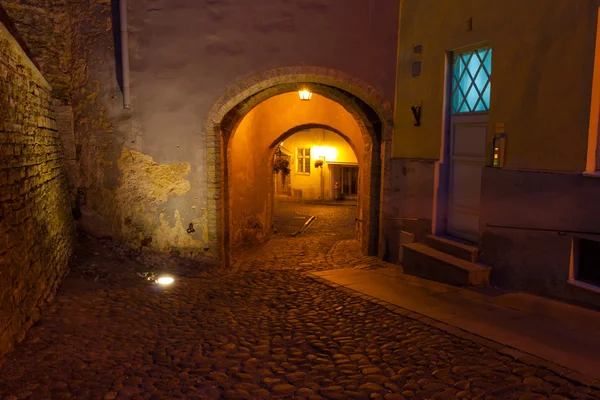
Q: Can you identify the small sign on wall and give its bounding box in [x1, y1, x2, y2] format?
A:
[412, 61, 422, 77]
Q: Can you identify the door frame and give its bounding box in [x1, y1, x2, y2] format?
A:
[432, 44, 492, 241]
[340, 165, 359, 197]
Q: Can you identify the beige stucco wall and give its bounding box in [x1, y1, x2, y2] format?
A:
[280, 128, 358, 200]
[228, 93, 365, 245]
[393, 0, 599, 172]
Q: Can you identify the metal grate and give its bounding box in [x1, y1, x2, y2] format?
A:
[452, 47, 492, 114]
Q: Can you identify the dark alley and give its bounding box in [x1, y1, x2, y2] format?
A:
[4, 0, 600, 399]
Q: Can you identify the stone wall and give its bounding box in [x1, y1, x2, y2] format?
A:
[480, 168, 600, 309]
[99, 0, 397, 260]
[54, 102, 79, 203]
[0, 21, 75, 359]
[1, 0, 398, 262]
[0, 0, 72, 102]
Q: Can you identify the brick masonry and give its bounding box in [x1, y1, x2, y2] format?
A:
[0, 21, 75, 361]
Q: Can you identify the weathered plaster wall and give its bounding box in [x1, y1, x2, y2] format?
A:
[106, 0, 398, 256]
[5, 0, 208, 258]
[228, 93, 365, 246]
[0, 22, 74, 359]
[393, 0, 599, 172]
[480, 168, 600, 308]
[282, 128, 358, 201]
[2, 0, 398, 259]
[115, 148, 208, 254]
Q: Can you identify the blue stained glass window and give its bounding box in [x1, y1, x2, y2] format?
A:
[452, 48, 492, 114]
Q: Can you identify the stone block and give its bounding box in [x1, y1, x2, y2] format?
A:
[402, 242, 491, 286]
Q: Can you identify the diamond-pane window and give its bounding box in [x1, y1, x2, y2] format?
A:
[452, 48, 492, 114]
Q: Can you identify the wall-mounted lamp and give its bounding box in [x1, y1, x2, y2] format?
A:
[311, 146, 337, 162]
[298, 89, 312, 101]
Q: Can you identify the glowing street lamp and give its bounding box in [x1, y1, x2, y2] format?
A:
[298, 89, 312, 101]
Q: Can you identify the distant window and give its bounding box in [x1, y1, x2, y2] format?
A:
[578, 238, 600, 286]
[297, 148, 310, 174]
[452, 47, 492, 113]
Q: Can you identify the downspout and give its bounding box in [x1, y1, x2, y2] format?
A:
[120, 0, 131, 109]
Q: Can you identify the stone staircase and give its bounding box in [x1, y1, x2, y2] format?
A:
[401, 235, 491, 286]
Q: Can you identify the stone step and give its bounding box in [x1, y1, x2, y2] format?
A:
[424, 234, 479, 262]
[401, 242, 491, 286]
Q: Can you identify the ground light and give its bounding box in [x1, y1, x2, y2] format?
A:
[156, 276, 174, 286]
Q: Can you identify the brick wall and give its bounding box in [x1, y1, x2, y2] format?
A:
[0, 21, 74, 360]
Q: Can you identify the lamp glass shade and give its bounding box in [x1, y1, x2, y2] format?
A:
[298, 90, 312, 101]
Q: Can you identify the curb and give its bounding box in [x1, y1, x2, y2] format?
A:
[302, 241, 600, 390]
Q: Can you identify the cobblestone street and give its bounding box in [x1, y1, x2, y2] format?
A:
[0, 205, 598, 399]
[273, 201, 357, 238]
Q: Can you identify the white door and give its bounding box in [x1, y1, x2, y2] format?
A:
[448, 115, 488, 242]
[447, 46, 492, 242]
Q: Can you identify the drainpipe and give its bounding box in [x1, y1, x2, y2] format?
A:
[120, 0, 131, 109]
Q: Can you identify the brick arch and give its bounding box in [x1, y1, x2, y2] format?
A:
[206, 66, 393, 131]
[205, 67, 394, 267]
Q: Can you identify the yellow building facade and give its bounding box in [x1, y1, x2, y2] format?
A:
[390, 0, 600, 307]
[275, 128, 359, 201]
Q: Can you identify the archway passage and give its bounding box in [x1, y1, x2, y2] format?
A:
[206, 67, 393, 267]
[271, 126, 360, 236]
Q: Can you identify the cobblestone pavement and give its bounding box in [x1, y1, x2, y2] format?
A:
[1, 229, 599, 399]
[327, 240, 395, 271]
[273, 201, 357, 238]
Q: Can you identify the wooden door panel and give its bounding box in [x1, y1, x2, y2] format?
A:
[447, 115, 489, 242]
[450, 162, 484, 210]
[454, 125, 488, 156]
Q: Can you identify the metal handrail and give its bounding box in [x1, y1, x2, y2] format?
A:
[486, 223, 600, 237]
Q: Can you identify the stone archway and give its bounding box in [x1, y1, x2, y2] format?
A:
[205, 67, 394, 267]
